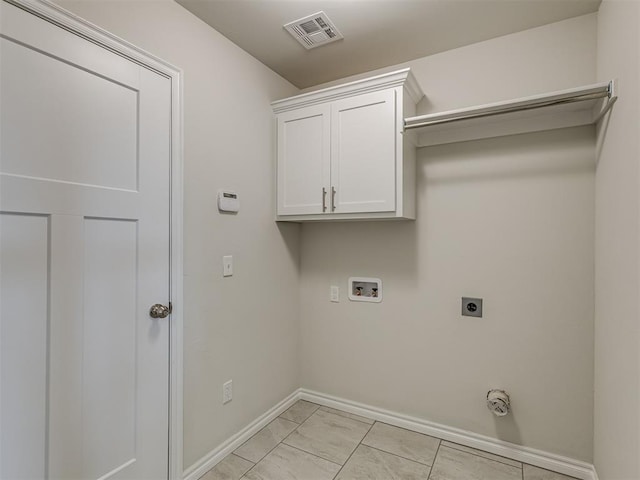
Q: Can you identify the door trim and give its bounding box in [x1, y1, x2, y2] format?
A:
[2, 1, 185, 478]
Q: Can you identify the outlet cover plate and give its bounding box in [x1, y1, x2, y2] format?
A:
[462, 297, 483, 317]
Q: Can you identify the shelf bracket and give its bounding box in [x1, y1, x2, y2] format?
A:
[593, 80, 618, 124]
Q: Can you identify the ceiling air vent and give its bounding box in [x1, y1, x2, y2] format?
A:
[284, 11, 343, 50]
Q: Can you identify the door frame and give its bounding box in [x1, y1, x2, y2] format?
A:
[3, 0, 185, 478]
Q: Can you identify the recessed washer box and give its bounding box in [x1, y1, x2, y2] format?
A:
[348, 277, 382, 303]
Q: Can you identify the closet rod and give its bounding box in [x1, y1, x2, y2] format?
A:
[404, 81, 615, 131]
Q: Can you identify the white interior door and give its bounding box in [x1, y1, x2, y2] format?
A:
[0, 2, 171, 479]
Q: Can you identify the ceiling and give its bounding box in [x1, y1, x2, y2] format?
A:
[176, 0, 601, 89]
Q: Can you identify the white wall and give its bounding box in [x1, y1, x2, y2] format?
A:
[54, 0, 301, 472]
[594, 1, 640, 478]
[299, 14, 597, 462]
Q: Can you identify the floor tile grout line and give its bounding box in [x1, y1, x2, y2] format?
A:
[367, 419, 524, 472]
[280, 437, 346, 467]
[329, 419, 377, 479]
[315, 406, 374, 425]
[261, 401, 320, 465]
[219, 403, 564, 480]
[318, 406, 375, 426]
[237, 430, 300, 479]
[238, 454, 259, 479]
[426, 439, 443, 480]
[233, 427, 261, 455]
[280, 441, 344, 467]
[319, 409, 530, 473]
[234, 419, 300, 466]
[374, 420, 441, 440]
[279, 401, 321, 424]
[233, 450, 259, 465]
[281, 406, 322, 445]
[228, 452, 256, 468]
[279, 404, 373, 465]
[233, 414, 298, 461]
[360, 421, 440, 467]
[360, 442, 436, 468]
[238, 402, 362, 468]
[235, 455, 255, 480]
[277, 406, 354, 468]
[277, 415, 302, 425]
[440, 443, 523, 470]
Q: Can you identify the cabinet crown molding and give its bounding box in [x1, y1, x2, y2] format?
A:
[272, 68, 424, 114]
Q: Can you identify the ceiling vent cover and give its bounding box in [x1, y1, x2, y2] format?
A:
[284, 11, 343, 50]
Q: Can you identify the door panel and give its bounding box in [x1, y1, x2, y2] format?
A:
[0, 214, 49, 480]
[331, 90, 397, 213]
[1, 37, 139, 190]
[277, 104, 331, 215]
[82, 219, 138, 480]
[0, 2, 171, 479]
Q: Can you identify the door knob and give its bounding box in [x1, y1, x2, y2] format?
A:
[149, 303, 171, 319]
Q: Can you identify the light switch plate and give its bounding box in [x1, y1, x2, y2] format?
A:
[330, 285, 339, 302]
[223, 255, 233, 277]
[222, 380, 232, 404]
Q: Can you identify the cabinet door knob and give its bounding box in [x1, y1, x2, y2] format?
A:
[331, 187, 336, 211]
[322, 187, 327, 212]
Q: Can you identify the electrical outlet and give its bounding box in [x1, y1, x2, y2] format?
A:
[462, 297, 483, 317]
[223, 380, 232, 404]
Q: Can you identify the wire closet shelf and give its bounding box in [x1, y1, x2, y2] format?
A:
[403, 80, 617, 147]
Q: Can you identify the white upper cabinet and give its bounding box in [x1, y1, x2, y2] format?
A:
[272, 68, 423, 221]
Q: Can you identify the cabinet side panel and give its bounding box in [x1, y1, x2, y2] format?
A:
[402, 89, 417, 219]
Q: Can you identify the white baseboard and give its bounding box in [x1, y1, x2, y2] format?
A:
[182, 390, 299, 480]
[183, 388, 597, 480]
[299, 389, 596, 480]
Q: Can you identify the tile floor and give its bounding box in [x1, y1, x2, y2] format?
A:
[200, 400, 578, 480]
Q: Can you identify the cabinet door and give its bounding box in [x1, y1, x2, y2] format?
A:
[277, 104, 331, 216]
[331, 89, 396, 214]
